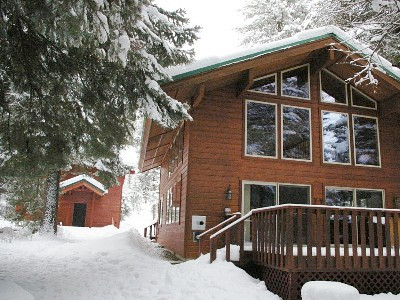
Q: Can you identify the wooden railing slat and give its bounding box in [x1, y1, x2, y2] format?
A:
[316, 209, 323, 269]
[368, 211, 376, 270]
[343, 210, 350, 269]
[351, 210, 358, 270]
[385, 212, 393, 269]
[334, 210, 341, 269]
[286, 208, 294, 270]
[360, 211, 368, 269]
[225, 228, 231, 262]
[297, 208, 304, 269]
[307, 208, 313, 269]
[393, 213, 400, 269]
[376, 211, 384, 269]
[325, 208, 332, 269]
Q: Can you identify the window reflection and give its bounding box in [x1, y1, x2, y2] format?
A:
[322, 111, 350, 164]
[282, 65, 310, 99]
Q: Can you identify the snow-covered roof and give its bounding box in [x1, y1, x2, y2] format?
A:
[167, 26, 400, 83]
[60, 175, 108, 194]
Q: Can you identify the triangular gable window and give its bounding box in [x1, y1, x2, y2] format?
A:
[248, 74, 276, 95]
[351, 86, 377, 110]
[320, 69, 347, 105]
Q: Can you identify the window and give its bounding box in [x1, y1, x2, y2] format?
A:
[248, 74, 277, 95]
[351, 86, 377, 110]
[166, 188, 173, 224]
[279, 184, 310, 205]
[352, 115, 381, 167]
[356, 189, 384, 208]
[321, 111, 351, 164]
[245, 100, 277, 158]
[281, 105, 311, 161]
[320, 70, 347, 105]
[159, 196, 163, 225]
[325, 187, 384, 208]
[281, 64, 310, 99]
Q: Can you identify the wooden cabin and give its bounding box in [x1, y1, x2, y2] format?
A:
[139, 26, 400, 299]
[57, 174, 124, 228]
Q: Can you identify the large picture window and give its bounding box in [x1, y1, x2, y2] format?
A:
[245, 100, 277, 158]
[352, 115, 381, 167]
[326, 187, 384, 208]
[281, 64, 310, 99]
[321, 111, 351, 164]
[320, 69, 347, 105]
[281, 105, 311, 161]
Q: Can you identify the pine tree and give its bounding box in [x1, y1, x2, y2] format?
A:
[0, 0, 199, 233]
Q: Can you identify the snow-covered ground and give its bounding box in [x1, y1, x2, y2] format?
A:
[0, 224, 399, 300]
[0, 225, 277, 300]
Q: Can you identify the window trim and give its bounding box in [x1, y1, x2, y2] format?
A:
[248, 73, 277, 95]
[324, 185, 385, 208]
[319, 69, 348, 106]
[352, 114, 382, 168]
[241, 180, 312, 215]
[321, 110, 352, 166]
[281, 104, 312, 162]
[244, 99, 278, 159]
[350, 86, 377, 110]
[280, 63, 311, 100]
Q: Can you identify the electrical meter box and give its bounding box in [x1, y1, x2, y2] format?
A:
[192, 215, 206, 231]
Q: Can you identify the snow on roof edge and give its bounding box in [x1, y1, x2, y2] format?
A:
[60, 175, 108, 194]
[166, 25, 400, 84]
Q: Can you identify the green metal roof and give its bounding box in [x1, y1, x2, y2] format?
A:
[169, 32, 400, 84]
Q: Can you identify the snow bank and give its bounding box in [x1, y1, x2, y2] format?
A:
[0, 281, 34, 300]
[57, 225, 120, 240]
[302, 281, 360, 300]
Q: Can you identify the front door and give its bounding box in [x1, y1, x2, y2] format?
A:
[72, 203, 87, 227]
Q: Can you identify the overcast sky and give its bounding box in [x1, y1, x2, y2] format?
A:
[156, 0, 246, 59]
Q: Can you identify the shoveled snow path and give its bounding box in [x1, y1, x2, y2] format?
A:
[0, 226, 278, 300]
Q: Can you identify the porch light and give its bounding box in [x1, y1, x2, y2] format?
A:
[225, 185, 232, 200]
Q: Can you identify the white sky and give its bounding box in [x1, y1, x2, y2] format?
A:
[155, 0, 246, 59]
[121, 1, 247, 168]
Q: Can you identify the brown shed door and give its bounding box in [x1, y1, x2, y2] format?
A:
[72, 203, 87, 227]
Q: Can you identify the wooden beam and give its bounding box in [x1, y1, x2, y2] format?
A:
[191, 84, 205, 110]
[309, 47, 345, 74]
[236, 69, 255, 97]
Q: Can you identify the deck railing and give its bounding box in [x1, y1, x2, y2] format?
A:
[144, 221, 157, 239]
[210, 205, 400, 272]
[197, 213, 240, 256]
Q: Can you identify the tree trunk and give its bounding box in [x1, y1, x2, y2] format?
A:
[40, 170, 60, 234]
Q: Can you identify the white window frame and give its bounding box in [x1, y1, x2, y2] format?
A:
[281, 63, 311, 100]
[248, 73, 277, 95]
[244, 99, 278, 159]
[321, 110, 352, 165]
[319, 69, 348, 106]
[325, 186, 385, 208]
[241, 180, 312, 215]
[350, 86, 377, 110]
[352, 114, 381, 168]
[281, 104, 312, 162]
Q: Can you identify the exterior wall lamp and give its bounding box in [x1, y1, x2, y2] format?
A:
[225, 185, 232, 200]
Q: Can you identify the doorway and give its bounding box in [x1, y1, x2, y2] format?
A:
[72, 203, 87, 227]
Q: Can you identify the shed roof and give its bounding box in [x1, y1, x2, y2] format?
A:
[60, 175, 108, 196]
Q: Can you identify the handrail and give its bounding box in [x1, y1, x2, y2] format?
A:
[197, 212, 240, 256]
[144, 221, 157, 239]
[198, 212, 241, 239]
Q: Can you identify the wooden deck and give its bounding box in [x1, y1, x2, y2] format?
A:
[206, 205, 400, 299]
